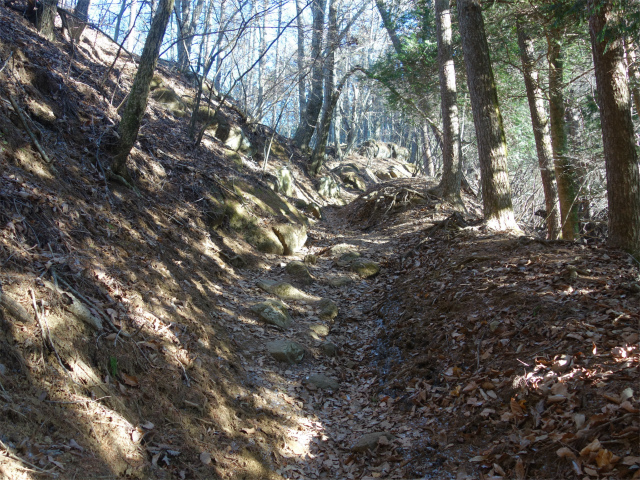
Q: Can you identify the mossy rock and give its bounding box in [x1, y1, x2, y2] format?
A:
[150, 87, 187, 117]
[326, 275, 353, 288]
[272, 223, 307, 256]
[339, 171, 367, 191]
[320, 342, 338, 357]
[351, 259, 380, 278]
[317, 176, 341, 199]
[231, 179, 308, 227]
[304, 374, 339, 391]
[250, 300, 291, 329]
[317, 298, 338, 321]
[149, 74, 164, 90]
[336, 251, 360, 266]
[285, 261, 313, 285]
[266, 339, 305, 364]
[309, 324, 330, 337]
[274, 166, 295, 197]
[256, 279, 318, 301]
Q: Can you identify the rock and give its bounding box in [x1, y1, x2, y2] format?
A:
[317, 298, 338, 321]
[375, 170, 393, 181]
[151, 87, 187, 117]
[362, 167, 379, 184]
[305, 374, 339, 391]
[149, 74, 164, 90]
[336, 251, 360, 267]
[247, 226, 284, 255]
[224, 125, 254, 155]
[222, 200, 284, 254]
[388, 165, 411, 178]
[320, 342, 338, 357]
[272, 223, 307, 255]
[274, 166, 295, 197]
[266, 340, 305, 364]
[326, 275, 353, 288]
[339, 171, 367, 191]
[317, 176, 341, 199]
[304, 254, 317, 265]
[285, 260, 313, 285]
[250, 300, 291, 329]
[351, 259, 380, 278]
[309, 324, 330, 337]
[27, 99, 56, 124]
[330, 244, 357, 256]
[256, 279, 318, 301]
[351, 432, 395, 453]
[307, 203, 322, 219]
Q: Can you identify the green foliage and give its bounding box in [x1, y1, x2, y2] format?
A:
[109, 356, 118, 378]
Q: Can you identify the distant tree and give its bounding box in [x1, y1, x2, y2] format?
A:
[457, 0, 517, 230]
[547, 27, 580, 240]
[588, 0, 640, 257]
[112, 0, 175, 181]
[516, 17, 561, 239]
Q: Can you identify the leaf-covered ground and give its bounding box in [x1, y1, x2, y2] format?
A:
[0, 6, 638, 480]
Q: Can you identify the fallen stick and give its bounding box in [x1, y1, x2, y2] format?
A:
[7, 94, 52, 164]
[0, 290, 33, 324]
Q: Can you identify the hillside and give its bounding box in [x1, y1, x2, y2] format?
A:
[0, 6, 639, 480]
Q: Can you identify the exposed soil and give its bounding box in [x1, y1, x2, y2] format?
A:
[0, 6, 638, 480]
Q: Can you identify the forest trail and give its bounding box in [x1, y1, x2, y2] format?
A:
[0, 6, 638, 479]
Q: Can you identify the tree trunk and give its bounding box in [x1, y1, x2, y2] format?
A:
[422, 124, 435, 177]
[127, 0, 138, 51]
[457, 0, 516, 230]
[375, 0, 403, 53]
[112, 0, 175, 179]
[69, 0, 90, 41]
[589, 0, 640, 257]
[114, 0, 127, 43]
[434, 0, 462, 203]
[293, 0, 326, 150]
[516, 18, 561, 239]
[625, 39, 640, 119]
[38, 0, 59, 41]
[295, 0, 306, 122]
[547, 27, 579, 240]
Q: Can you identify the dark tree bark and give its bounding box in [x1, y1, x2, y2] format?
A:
[516, 18, 561, 239]
[375, 0, 403, 53]
[434, 0, 462, 203]
[69, 0, 90, 41]
[547, 28, 579, 240]
[38, 0, 59, 41]
[112, 0, 175, 180]
[589, 0, 640, 257]
[457, 0, 517, 230]
[293, 0, 326, 150]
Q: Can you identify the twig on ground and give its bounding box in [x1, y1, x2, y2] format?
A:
[0, 438, 58, 476]
[7, 94, 53, 164]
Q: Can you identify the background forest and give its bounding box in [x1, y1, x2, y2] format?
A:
[29, 0, 640, 247]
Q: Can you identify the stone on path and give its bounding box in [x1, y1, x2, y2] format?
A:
[351, 432, 395, 453]
[336, 251, 360, 267]
[320, 342, 338, 357]
[256, 279, 318, 301]
[326, 275, 353, 288]
[285, 261, 313, 285]
[272, 223, 307, 255]
[351, 259, 380, 278]
[304, 374, 339, 391]
[317, 298, 338, 321]
[309, 324, 330, 337]
[266, 340, 305, 364]
[250, 300, 291, 328]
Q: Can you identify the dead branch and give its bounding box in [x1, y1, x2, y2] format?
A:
[7, 94, 52, 164]
[0, 290, 33, 324]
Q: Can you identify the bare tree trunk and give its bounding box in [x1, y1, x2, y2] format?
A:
[589, 0, 640, 257]
[457, 0, 516, 230]
[516, 18, 561, 239]
[625, 39, 640, 119]
[375, 0, 402, 53]
[255, 0, 268, 121]
[127, 0, 137, 51]
[69, 0, 90, 41]
[295, 0, 306, 122]
[422, 124, 435, 177]
[39, 0, 59, 41]
[434, 0, 462, 203]
[112, 0, 175, 180]
[293, 0, 326, 150]
[548, 27, 579, 240]
[114, 0, 127, 43]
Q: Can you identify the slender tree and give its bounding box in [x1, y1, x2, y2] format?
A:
[434, 0, 462, 204]
[516, 17, 561, 239]
[457, 0, 517, 230]
[112, 0, 176, 180]
[38, 0, 59, 41]
[547, 27, 579, 240]
[588, 0, 640, 257]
